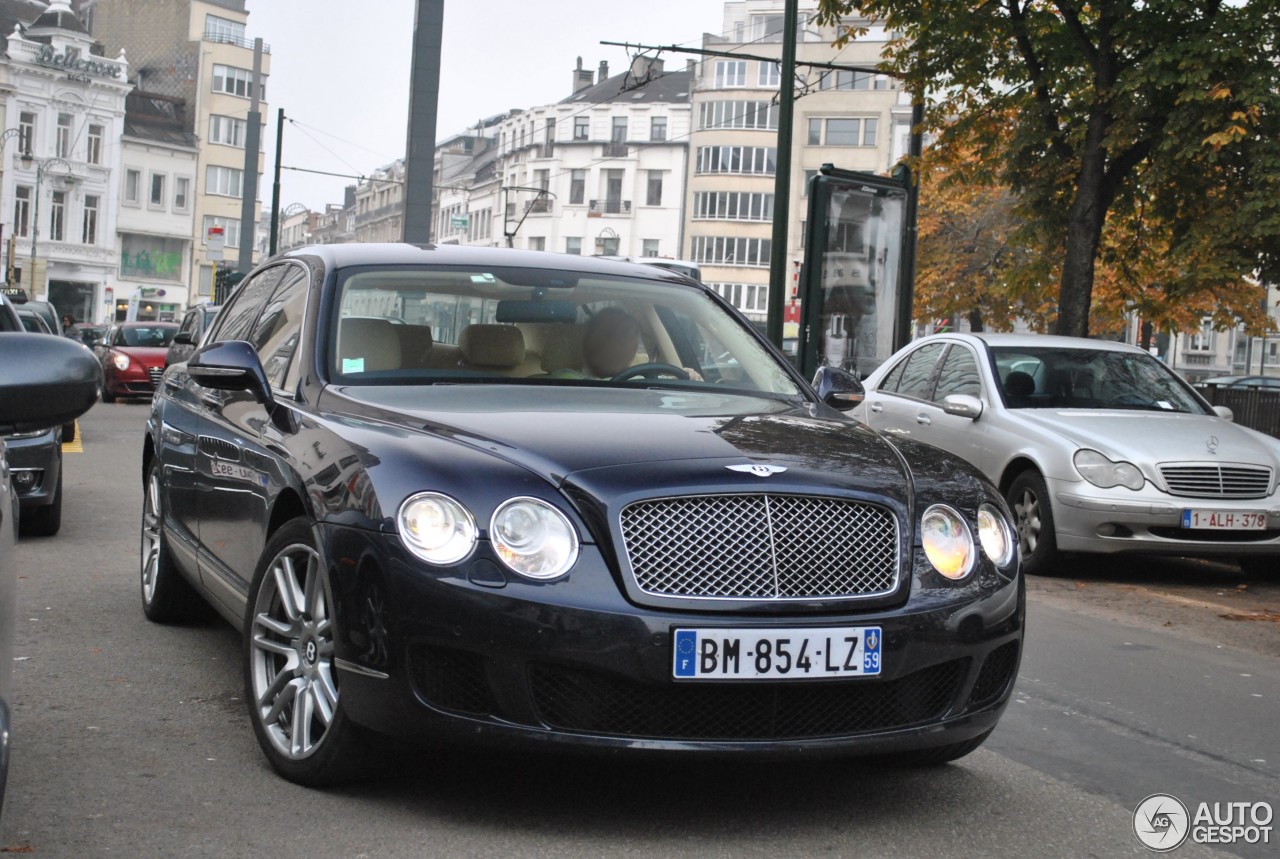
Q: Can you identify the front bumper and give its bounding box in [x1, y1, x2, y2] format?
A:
[321, 524, 1024, 756]
[104, 364, 158, 397]
[4, 431, 61, 509]
[1052, 476, 1280, 556]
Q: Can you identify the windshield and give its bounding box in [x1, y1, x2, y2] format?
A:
[992, 346, 1210, 414]
[120, 326, 177, 348]
[327, 265, 802, 399]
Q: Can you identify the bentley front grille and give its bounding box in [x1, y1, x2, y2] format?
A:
[619, 494, 900, 602]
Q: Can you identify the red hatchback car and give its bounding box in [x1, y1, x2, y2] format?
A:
[98, 322, 178, 402]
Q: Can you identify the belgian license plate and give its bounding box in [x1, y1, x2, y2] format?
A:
[672, 627, 881, 680]
[1180, 509, 1266, 530]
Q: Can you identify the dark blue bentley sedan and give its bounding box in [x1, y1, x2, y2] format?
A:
[142, 244, 1023, 786]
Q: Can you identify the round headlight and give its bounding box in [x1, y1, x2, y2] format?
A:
[490, 497, 579, 580]
[977, 503, 1015, 568]
[397, 492, 477, 565]
[921, 504, 975, 580]
[112, 352, 131, 371]
[1073, 449, 1144, 491]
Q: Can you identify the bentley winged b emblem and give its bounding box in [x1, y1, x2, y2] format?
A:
[727, 463, 788, 477]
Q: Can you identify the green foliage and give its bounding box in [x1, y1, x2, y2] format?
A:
[815, 0, 1280, 337]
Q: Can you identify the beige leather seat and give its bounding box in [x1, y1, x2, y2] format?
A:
[458, 324, 527, 373]
[539, 326, 585, 374]
[337, 317, 401, 373]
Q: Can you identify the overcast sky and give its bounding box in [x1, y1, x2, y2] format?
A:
[245, 0, 729, 211]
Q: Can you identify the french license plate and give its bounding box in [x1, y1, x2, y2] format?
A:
[1180, 509, 1266, 530]
[672, 627, 881, 680]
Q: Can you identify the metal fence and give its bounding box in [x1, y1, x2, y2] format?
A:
[1195, 386, 1280, 438]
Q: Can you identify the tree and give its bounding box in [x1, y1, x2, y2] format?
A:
[815, 0, 1280, 337]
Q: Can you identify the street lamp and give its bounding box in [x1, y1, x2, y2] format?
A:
[19, 151, 74, 298]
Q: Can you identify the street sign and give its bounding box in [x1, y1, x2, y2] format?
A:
[207, 226, 225, 261]
[450, 215, 470, 230]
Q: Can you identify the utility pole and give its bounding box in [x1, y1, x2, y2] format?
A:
[765, 0, 799, 350]
[269, 108, 285, 256]
[239, 38, 265, 272]
[403, 0, 445, 244]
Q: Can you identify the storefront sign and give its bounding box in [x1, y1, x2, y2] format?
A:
[35, 45, 122, 80]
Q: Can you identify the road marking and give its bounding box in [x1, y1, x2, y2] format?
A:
[62, 421, 83, 453]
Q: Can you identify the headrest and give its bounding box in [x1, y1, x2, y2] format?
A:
[396, 325, 434, 367]
[459, 324, 525, 368]
[540, 326, 585, 373]
[338, 317, 401, 374]
[1004, 371, 1035, 398]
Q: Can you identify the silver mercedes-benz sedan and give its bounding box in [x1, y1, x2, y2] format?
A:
[850, 333, 1280, 575]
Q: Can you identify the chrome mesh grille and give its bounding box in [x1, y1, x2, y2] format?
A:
[147, 366, 163, 388]
[619, 494, 899, 601]
[1159, 463, 1273, 499]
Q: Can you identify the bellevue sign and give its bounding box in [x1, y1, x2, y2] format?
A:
[35, 45, 121, 80]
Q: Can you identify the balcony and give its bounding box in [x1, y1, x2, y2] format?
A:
[203, 28, 271, 52]
[588, 199, 631, 216]
[603, 142, 628, 157]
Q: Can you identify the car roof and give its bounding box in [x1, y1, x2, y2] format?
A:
[929, 332, 1146, 354]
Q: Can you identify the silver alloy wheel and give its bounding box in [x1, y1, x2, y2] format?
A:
[249, 543, 338, 760]
[140, 468, 162, 606]
[1013, 488, 1041, 556]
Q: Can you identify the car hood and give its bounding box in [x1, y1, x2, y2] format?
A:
[1011, 409, 1280, 467]
[325, 384, 912, 497]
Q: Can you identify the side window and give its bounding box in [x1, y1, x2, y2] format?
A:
[177, 310, 199, 341]
[878, 357, 908, 392]
[209, 267, 285, 344]
[248, 266, 309, 390]
[894, 342, 946, 399]
[933, 345, 982, 401]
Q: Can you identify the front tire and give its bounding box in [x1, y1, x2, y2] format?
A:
[244, 518, 371, 786]
[140, 460, 206, 622]
[1006, 470, 1059, 575]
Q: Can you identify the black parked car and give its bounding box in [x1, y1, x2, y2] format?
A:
[165, 303, 221, 368]
[142, 244, 1024, 786]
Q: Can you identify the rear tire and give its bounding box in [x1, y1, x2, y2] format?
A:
[140, 460, 207, 622]
[1006, 470, 1059, 575]
[20, 469, 62, 537]
[101, 385, 116, 403]
[62, 421, 76, 443]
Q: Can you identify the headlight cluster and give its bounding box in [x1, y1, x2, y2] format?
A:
[921, 503, 1016, 580]
[111, 352, 131, 371]
[397, 492, 579, 580]
[1073, 449, 1144, 490]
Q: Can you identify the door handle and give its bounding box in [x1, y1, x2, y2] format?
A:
[915, 414, 931, 426]
[869, 402, 883, 414]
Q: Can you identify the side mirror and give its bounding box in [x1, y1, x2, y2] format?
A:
[0, 334, 102, 434]
[188, 340, 274, 406]
[941, 394, 984, 420]
[1213, 405, 1234, 422]
[172, 330, 194, 345]
[812, 365, 865, 410]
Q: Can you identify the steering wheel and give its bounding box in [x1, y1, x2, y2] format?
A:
[613, 362, 691, 381]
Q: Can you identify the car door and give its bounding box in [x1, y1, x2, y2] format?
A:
[914, 343, 1003, 474]
[197, 264, 309, 610]
[862, 341, 946, 440]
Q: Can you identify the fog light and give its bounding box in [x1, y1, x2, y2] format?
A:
[12, 470, 39, 490]
[1096, 523, 1116, 537]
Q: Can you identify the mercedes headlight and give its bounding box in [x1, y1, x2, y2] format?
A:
[977, 503, 1015, 568]
[490, 497, 579, 580]
[1073, 449, 1144, 490]
[921, 504, 975, 580]
[111, 352, 131, 371]
[398, 492, 477, 565]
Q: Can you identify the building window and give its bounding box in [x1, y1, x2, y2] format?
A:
[758, 62, 781, 88]
[174, 177, 190, 212]
[689, 236, 772, 267]
[1188, 317, 1214, 352]
[544, 118, 556, 145]
[56, 113, 72, 158]
[18, 111, 35, 154]
[13, 186, 30, 238]
[205, 13, 246, 43]
[569, 169, 585, 205]
[642, 239, 660, 258]
[698, 100, 778, 131]
[206, 165, 244, 197]
[646, 170, 663, 206]
[203, 216, 241, 249]
[150, 173, 166, 207]
[124, 169, 141, 204]
[714, 60, 747, 88]
[50, 190, 66, 242]
[807, 118, 822, 146]
[573, 116, 589, 140]
[212, 64, 265, 99]
[611, 116, 628, 142]
[807, 118, 879, 147]
[565, 237, 582, 255]
[650, 116, 667, 141]
[209, 115, 247, 147]
[695, 146, 777, 175]
[692, 191, 775, 221]
[86, 124, 103, 164]
[528, 237, 545, 251]
[709, 282, 769, 313]
[597, 235, 619, 256]
[819, 70, 876, 91]
[82, 195, 99, 245]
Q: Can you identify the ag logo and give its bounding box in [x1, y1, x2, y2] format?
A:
[1134, 793, 1190, 852]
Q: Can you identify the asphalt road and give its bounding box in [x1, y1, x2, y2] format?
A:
[2, 402, 1276, 858]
